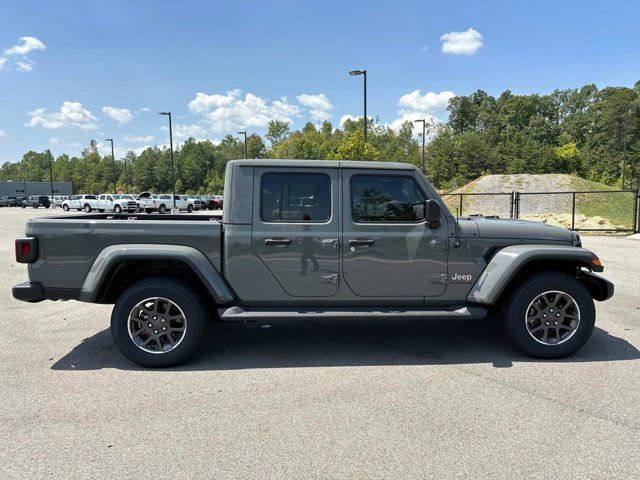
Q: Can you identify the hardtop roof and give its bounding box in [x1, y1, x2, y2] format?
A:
[228, 159, 416, 170]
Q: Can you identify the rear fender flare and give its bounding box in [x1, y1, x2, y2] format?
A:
[79, 244, 234, 304]
[467, 245, 602, 305]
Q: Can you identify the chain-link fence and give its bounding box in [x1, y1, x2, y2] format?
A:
[442, 189, 639, 233]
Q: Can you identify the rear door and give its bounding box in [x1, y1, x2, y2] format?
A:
[251, 167, 340, 297]
[341, 169, 448, 297]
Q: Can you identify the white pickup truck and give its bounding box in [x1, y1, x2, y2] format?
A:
[97, 194, 139, 213]
[61, 195, 99, 212]
[138, 193, 196, 213]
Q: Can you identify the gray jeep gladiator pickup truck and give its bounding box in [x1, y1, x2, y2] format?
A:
[13, 160, 614, 367]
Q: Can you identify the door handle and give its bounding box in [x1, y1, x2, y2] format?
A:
[264, 238, 292, 246]
[348, 238, 375, 246]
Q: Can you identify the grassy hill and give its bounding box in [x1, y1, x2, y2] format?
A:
[450, 174, 614, 194]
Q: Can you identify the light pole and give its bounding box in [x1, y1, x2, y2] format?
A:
[349, 69, 367, 143]
[414, 119, 427, 173]
[238, 131, 247, 158]
[159, 112, 177, 212]
[124, 155, 129, 194]
[47, 150, 54, 204]
[105, 138, 117, 194]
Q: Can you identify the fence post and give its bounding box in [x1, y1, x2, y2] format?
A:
[514, 192, 520, 219]
[634, 189, 639, 233]
[571, 192, 576, 230]
[458, 194, 463, 218]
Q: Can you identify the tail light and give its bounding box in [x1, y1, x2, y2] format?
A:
[15, 238, 38, 263]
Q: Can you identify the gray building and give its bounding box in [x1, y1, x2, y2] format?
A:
[0, 181, 73, 197]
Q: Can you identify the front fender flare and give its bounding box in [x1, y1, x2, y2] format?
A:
[467, 245, 602, 305]
[78, 244, 234, 304]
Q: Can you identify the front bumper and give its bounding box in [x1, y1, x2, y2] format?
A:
[12, 281, 44, 303]
[579, 271, 614, 301]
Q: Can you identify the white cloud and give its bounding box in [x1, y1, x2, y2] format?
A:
[123, 133, 154, 143]
[4, 36, 46, 56]
[390, 90, 455, 134]
[0, 58, 7, 70]
[140, 107, 150, 112]
[420, 45, 430, 51]
[440, 28, 483, 55]
[296, 93, 333, 122]
[398, 90, 455, 114]
[0, 129, 7, 138]
[102, 106, 133, 125]
[26, 101, 98, 130]
[161, 123, 208, 142]
[16, 59, 33, 72]
[188, 89, 300, 133]
[49, 137, 60, 145]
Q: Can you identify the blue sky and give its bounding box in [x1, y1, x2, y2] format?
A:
[1, 0, 639, 163]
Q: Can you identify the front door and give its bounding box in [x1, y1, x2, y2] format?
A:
[251, 167, 340, 297]
[342, 170, 448, 297]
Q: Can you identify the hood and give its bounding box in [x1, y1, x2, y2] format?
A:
[460, 217, 574, 243]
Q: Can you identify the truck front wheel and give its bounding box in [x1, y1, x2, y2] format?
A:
[111, 276, 208, 367]
[502, 271, 595, 359]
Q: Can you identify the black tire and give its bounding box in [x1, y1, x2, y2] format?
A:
[145, 208, 152, 214]
[84, 204, 92, 212]
[158, 204, 166, 214]
[187, 204, 193, 213]
[502, 271, 595, 359]
[63, 204, 69, 211]
[114, 205, 122, 213]
[110, 276, 209, 367]
[21, 204, 25, 209]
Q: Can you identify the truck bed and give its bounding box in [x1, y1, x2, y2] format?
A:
[23, 213, 223, 299]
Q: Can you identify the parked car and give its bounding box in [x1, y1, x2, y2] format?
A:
[0, 196, 10, 207]
[52, 195, 70, 207]
[20, 195, 50, 208]
[183, 195, 203, 211]
[199, 195, 223, 210]
[97, 194, 139, 213]
[6, 196, 20, 206]
[13, 159, 614, 368]
[61, 194, 98, 212]
[146, 194, 196, 213]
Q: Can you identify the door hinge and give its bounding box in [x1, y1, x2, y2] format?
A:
[321, 273, 339, 285]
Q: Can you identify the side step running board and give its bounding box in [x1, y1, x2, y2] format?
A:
[218, 305, 487, 321]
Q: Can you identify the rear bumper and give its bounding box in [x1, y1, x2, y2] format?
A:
[13, 281, 79, 303]
[12, 281, 44, 303]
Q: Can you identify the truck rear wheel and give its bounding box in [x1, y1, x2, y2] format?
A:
[158, 204, 166, 214]
[111, 276, 208, 367]
[502, 271, 595, 359]
[84, 204, 92, 212]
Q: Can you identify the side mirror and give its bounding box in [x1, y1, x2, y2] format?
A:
[425, 199, 441, 228]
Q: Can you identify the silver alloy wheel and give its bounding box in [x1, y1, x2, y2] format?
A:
[525, 290, 580, 345]
[128, 297, 187, 354]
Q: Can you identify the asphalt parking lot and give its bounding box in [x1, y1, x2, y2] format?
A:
[1, 207, 639, 479]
